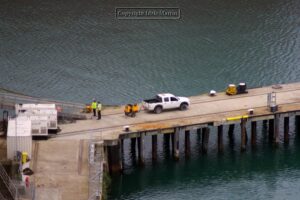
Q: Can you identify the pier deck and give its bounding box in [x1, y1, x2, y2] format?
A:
[29, 82, 300, 199]
[56, 82, 300, 141]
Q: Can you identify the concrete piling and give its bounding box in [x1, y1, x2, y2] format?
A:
[284, 117, 289, 143]
[137, 134, 145, 165]
[228, 124, 235, 138]
[296, 116, 300, 134]
[241, 118, 247, 151]
[274, 114, 280, 145]
[185, 130, 191, 157]
[172, 128, 180, 160]
[217, 125, 224, 153]
[202, 127, 210, 154]
[228, 124, 235, 146]
[152, 135, 158, 161]
[251, 121, 257, 146]
[268, 119, 274, 141]
[131, 138, 136, 151]
[197, 128, 202, 138]
[163, 133, 171, 157]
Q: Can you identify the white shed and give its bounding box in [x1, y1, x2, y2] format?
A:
[7, 116, 32, 160]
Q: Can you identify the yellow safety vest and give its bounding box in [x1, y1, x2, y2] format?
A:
[97, 103, 102, 111]
[91, 102, 97, 109]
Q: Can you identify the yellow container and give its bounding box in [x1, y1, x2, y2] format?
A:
[22, 152, 28, 164]
[226, 84, 237, 95]
[132, 104, 139, 112]
[124, 104, 132, 113]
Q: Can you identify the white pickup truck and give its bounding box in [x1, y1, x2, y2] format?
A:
[143, 93, 190, 114]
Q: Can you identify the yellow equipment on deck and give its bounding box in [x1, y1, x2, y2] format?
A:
[226, 84, 237, 95]
[83, 104, 92, 113]
[226, 83, 248, 95]
[124, 104, 139, 117]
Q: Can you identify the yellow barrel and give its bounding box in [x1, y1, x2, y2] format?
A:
[22, 152, 28, 164]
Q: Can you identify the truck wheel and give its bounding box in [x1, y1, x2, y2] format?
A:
[154, 106, 163, 114]
[180, 103, 188, 111]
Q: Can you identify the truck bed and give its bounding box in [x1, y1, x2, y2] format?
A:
[144, 98, 162, 103]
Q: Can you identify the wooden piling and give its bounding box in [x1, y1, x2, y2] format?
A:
[152, 135, 158, 161]
[172, 128, 180, 160]
[107, 141, 122, 174]
[241, 118, 247, 151]
[185, 130, 191, 157]
[137, 134, 145, 165]
[202, 127, 210, 154]
[284, 117, 289, 143]
[269, 119, 274, 141]
[251, 121, 257, 146]
[217, 125, 223, 153]
[274, 114, 280, 145]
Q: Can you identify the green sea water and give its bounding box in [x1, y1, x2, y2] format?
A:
[0, 0, 300, 199]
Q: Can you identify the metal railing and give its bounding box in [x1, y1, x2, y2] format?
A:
[0, 91, 87, 119]
[0, 163, 18, 200]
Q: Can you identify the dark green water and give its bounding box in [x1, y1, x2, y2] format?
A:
[1, 0, 300, 199]
[0, 0, 299, 105]
[110, 122, 300, 199]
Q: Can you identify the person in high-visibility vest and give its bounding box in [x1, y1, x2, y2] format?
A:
[97, 101, 102, 120]
[91, 99, 97, 117]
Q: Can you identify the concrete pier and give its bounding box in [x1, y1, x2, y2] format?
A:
[42, 82, 300, 178]
[11, 81, 300, 200]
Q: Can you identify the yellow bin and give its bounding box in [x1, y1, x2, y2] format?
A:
[22, 152, 28, 164]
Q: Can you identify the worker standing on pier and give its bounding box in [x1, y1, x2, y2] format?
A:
[91, 99, 97, 117]
[97, 101, 102, 120]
